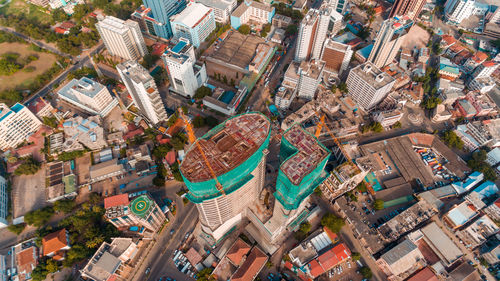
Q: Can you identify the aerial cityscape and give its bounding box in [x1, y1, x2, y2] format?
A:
[0, 0, 500, 280]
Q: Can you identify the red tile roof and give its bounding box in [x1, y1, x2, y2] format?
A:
[165, 151, 176, 165]
[104, 194, 130, 208]
[123, 128, 145, 141]
[309, 243, 351, 278]
[407, 267, 439, 281]
[309, 259, 325, 278]
[186, 248, 203, 266]
[317, 250, 339, 274]
[231, 247, 268, 281]
[54, 27, 68, 34]
[17, 247, 36, 274]
[332, 243, 351, 261]
[473, 52, 488, 63]
[42, 229, 69, 257]
[483, 61, 496, 67]
[227, 238, 251, 266]
[441, 35, 457, 46]
[495, 198, 500, 208]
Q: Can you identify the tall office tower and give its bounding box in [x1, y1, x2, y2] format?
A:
[197, 0, 237, 23]
[473, 61, 499, 78]
[116, 61, 168, 124]
[321, 38, 353, 76]
[346, 62, 396, 111]
[444, 0, 475, 25]
[170, 2, 216, 48]
[247, 124, 331, 253]
[329, 9, 343, 35]
[0, 176, 7, 228]
[162, 39, 207, 98]
[58, 77, 118, 117]
[143, 0, 187, 39]
[295, 5, 333, 61]
[389, 0, 426, 20]
[96, 15, 148, 61]
[368, 16, 413, 68]
[180, 113, 271, 242]
[0, 103, 42, 151]
[329, 0, 347, 14]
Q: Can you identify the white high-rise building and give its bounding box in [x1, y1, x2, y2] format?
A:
[170, 2, 216, 48]
[58, 77, 118, 117]
[328, 0, 347, 14]
[368, 16, 413, 68]
[444, 0, 476, 25]
[473, 61, 499, 79]
[96, 15, 148, 61]
[196, 0, 237, 23]
[117, 61, 168, 125]
[346, 62, 396, 111]
[329, 9, 343, 35]
[295, 5, 333, 62]
[0, 176, 7, 229]
[0, 103, 42, 151]
[162, 38, 208, 98]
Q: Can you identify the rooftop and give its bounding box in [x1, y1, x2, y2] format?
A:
[97, 15, 137, 35]
[42, 229, 68, 256]
[231, 246, 268, 281]
[350, 62, 396, 90]
[381, 239, 418, 265]
[180, 113, 270, 182]
[421, 222, 463, 265]
[226, 238, 251, 266]
[59, 77, 105, 99]
[206, 32, 267, 69]
[129, 195, 155, 219]
[170, 2, 212, 28]
[116, 61, 154, 85]
[232, 0, 273, 18]
[280, 125, 329, 185]
[104, 194, 130, 209]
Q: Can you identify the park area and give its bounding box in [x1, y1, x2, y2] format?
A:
[0, 0, 51, 24]
[0, 42, 57, 92]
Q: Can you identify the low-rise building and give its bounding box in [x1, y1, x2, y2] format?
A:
[443, 200, 479, 229]
[432, 104, 452, 122]
[454, 99, 477, 118]
[455, 122, 491, 151]
[319, 162, 368, 201]
[89, 160, 127, 184]
[272, 14, 292, 28]
[62, 115, 107, 151]
[80, 238, 140, 281]
[439, 57, 461, 81]
[196, 0, 237, 23]
[486, 147, 500, 166]
[58, 77, 118, 117]
[307, 243, 351, 279]
[13, 239, 38, 281]
[376, 239, 425, 279]
[458, 215, 499, 249]
[26, 97, 54, 119]
[230, 0, 274, 29]
[420, 222, 463, 266]
[468, 76, 496, 94]
[104, 193, 166, 234]
[42, 229, 71, 260]
[372, 109, 404, 128]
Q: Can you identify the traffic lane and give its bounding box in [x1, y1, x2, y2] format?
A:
[146, 205, 198, 281]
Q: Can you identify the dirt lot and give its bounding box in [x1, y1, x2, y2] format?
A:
[402, 25, 431, 50]
[0, 42, 57, 91]
[11, 164, 48, 218]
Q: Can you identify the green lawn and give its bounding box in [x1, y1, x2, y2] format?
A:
[0, 0, 51, 24]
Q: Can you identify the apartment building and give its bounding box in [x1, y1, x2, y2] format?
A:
[230, 0, 275, 29]
[197, 0, 237, 23]
[170, 2, 216, 48]
[0, 103, 42, 151]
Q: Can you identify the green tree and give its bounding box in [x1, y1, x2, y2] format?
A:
[58, 150, 85, 161]
[320, 213, 345, 233]
[204, 116, 219, 128]
[7, 223, 26, 235]
[442, 130, 464, 150]
[360, 267, 373, 279]
[42, 116, 58, 128]
[285, 24, 298, 36]
[171, 132, 187, 150]
[373, 199, 384, 210]
[153, 176, 165, 187]
[393, 121, 402, 129]
[468, 149, 497, 181]
[192, 115, 205, 128]
[14, 157, 41, 176]
[45, 259, 59, 273]
[197, 267, 215, 281]
[24, 206, 55, 227]
[53, 199, 76, 214]
[351, 252, 361, 261]
[141, 54, 160, 69]
[371, 122, 383, 133]
[194, 86, 212, 99]
[238, 24, 251, 35]
[51, 9, 68, 23]
[338, 82, 348, 93]
[152, 144, 172, 159]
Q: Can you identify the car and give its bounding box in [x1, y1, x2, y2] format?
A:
[170, 229, 175, 235]
[145, 267, 151, 275]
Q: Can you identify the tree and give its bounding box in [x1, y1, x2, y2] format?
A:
[171, 132, 187, 150]
[14, 157, 41, 176]
[53, 199, 76, 214]
[42, 116, 58, 128]
[360, 267, 373, 279]
[194, 86, 212, 99]
[24, 206, 55, 227]
[491, 39, 500, 49]
[51, 9, 68, 23]
[7, 223, 26, 235]
[421, 95, 441, 109]
[373, 199, 384, 210]
[141, 54, 160, 69]
[152, 144, 172, 159]
[351, 252, 361, 261]
[468, 149, 497, 181]
[192, 115, 205, 128]
[197, 268, 215, 281]
[442, 130, 464, 150]
[320, 213, 345, 233]
[393, 121, 402, 129]
[294, 221, 311, 241]
[338, 82, 348, 93]
[153, 176, 165, 187]
[285, 24, 298, 36]
[371, 122, 383, 133]
[45, 259, 59, 273]
[238, 24, 251, 35]
[204, 116, 219, 128]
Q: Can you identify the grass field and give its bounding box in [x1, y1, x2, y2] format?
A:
[0, 42, 57, 91]
[0, 0, 51, 24]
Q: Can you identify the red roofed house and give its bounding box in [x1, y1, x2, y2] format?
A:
[231, 246, 268, 281]
[165, 151, 176, 166]
[54, 27, 69, 35]
[27, 97, 54, 119]
[441, 35, 457, 49]
[227, 238, 251, 266]
[307, 243, 351, 279]
[104, 193, 130, 209]
[16, 246, 38, 281]
[407, 267, 439, 281]
[185, 248, 203, 266]
[42, 229, 71, 260]
[464, 51, 489, 73]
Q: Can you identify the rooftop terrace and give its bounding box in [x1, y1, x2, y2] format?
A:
[180, 113, 270, 182]
[281, 125, 329, 185]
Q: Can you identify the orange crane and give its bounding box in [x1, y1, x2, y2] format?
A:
[177, 109, 225, 195]
[315, 113, 375, 195]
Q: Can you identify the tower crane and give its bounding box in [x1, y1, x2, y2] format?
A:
[177, 109, 225, 195]
[315, 113, 375, 195]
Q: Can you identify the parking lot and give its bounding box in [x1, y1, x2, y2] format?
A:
[11, 165, 48, 218]
[323, 259, 363, 281]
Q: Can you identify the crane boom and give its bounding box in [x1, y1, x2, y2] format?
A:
[315, 113, 375, 195]
[177, 110, 225, 194]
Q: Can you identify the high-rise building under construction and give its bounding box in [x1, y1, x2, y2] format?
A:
[180, 113, 271, 242]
